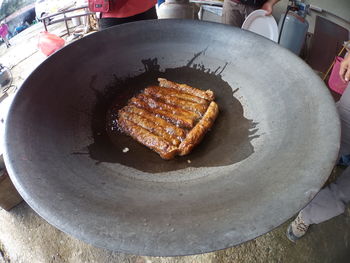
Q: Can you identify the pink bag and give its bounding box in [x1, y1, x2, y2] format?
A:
[38, 31, 65, 56]
[328, 56, 348, 95]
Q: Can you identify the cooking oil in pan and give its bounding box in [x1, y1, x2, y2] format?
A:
[88, 59, 258, 173]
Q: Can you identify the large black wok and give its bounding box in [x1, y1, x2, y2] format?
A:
[4, 20, 339, 256]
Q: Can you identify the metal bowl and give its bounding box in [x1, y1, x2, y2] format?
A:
[4, 20, 340, 256]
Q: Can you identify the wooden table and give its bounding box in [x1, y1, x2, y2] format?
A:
[0, 169, 22, 211]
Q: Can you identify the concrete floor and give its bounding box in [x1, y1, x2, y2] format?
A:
[0, 22, 349, 263]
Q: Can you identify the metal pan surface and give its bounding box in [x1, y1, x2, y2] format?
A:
[4, 20, 340, 256]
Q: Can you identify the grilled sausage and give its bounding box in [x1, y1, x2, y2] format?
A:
[116, 79, 219, 159]
[123, 105, 186, 139]
[118, 117, 179, 160]
[144, 85, 209, 105]
[130, 97, 194, 129]
[178, 101, 219, 156]
[137, 93, 200, 121]
[119, 110, 181, 146]
[158, 78, 215, 101]
[143, 87, 207, 116]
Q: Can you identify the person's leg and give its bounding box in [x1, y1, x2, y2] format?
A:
[301, 85, 350, 221]
[287, 85, 350, 241]
[299, 168, 350, 225]
[287, 166, 350, 242]
[221, 0, 245, 27]
[99, 6, 157, 30]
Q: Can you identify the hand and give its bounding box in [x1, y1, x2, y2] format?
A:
[261, 0, 280, 16]
[261, 2, 273, 16]
[340, 54, 350, 82]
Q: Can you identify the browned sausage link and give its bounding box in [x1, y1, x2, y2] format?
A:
[123, 105, 186, 139]
[158, 78, 215, 101]
[137, 93, 200, 121]
[178, 101, 219, 156]
[129, 97, 194, 129]
[118, 117, 178, 160]
[144, 85, 209, 105]
[142, 88, 207, 116]
[119, 110, 181, 146]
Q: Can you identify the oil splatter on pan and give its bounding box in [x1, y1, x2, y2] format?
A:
[88, 56, 258, 173]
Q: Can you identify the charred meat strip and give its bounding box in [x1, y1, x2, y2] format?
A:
[178, 101, 219, 156]
[116, 79, 219, 159]
[158, 78, 215, 101]
[143, 87, 207, 115]
[118, 118, 179, 160]
[123, 105, 186, 139]
[130, 97, 194, 129]
[119, 110, 181, 146]
[144, 85, 209, 105]
[137, 93, 200, 121]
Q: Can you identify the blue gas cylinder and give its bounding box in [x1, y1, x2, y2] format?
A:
[278, 11, 309, 55]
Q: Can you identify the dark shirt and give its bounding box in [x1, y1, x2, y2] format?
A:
[238, 0, 267, 7]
